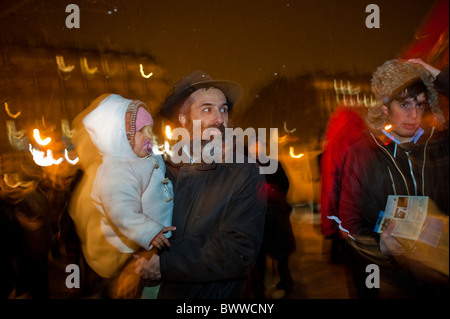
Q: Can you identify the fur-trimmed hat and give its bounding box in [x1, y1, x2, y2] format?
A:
[371, 59, 438, 106]
[367, 59, 445, 129]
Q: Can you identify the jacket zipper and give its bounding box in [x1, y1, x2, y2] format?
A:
[370, 127, 434, 197]
[370, 133, 410, 195]
[421, 127, 434, 195]
[405, 151, 417, 195]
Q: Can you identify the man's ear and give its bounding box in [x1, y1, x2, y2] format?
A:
[178, 113, 187, 127]
[381, 105, 389, 117]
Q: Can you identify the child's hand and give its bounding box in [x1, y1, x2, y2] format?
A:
[150, 226, 176, 249]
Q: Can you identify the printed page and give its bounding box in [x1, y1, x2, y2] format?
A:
[375, 195, 429, 241]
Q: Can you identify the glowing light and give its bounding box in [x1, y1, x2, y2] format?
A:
[7, 121, 25, 139]
[289, 147, 304, 159]
[3, 174, 22, 188]
[165, 125, 172, 139]
[384, 124, 392, 131]
[61, 119, 75, 139]
[139, 64, 153, 78]
[278, 122, 298, 144]
[56, 55, 75, 72]
[278, 134, 288, 144]
[80, 57, 98, 75]
[64, 149, 79, 165]
[283, 121, 296, 134]
[29, 144, 63, 167]
[5, 102, 21, 118]
[7, 121, 27, 151]
[3, 173, 35, 189]
[152, 141, 172, 157]
[33, 129, 51, 146]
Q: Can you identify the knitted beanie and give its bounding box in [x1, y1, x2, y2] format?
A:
[136, 106, 153, 132]
[125, 101, 152, 149]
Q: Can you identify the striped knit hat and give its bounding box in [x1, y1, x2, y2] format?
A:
[125, 101, 152, 148]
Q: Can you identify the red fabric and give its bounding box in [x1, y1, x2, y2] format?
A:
[401, 0, 449, 69]
[320, 105, 367, 237]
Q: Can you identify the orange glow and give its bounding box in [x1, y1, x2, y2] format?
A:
[165, 125, 172, 139]
[289, 147, 304, 159]
[29, 144, 63, 167]
[4, 102, 21, 118]
[384, 124, 392, 131]
[64, 149, 79, 165]
[33, 129, 51, 146]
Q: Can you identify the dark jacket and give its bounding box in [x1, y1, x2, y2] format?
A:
[339, 126, 449, 236]
[158, 159, 266, 299]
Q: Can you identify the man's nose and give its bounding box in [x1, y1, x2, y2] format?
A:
[211, 109, 225, 125]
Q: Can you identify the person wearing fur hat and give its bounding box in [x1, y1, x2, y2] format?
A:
[135, 70, 267, 299]
[337, 59, 449, 298]
[69, 94, 174, 298]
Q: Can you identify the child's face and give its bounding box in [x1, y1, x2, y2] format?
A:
[133, 130, 151, 157]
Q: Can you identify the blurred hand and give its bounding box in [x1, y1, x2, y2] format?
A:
[408, 58, 441, 79]
[134, 253, 161, 280]
[380, 220, 405, 256]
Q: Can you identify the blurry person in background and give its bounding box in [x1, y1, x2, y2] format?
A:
[69, 94, 174, 298]
[1, 152, 52, 299]
[136, 70, 267, 299]
[338, 59, 449, 298]
[320, 105, 367, 264]
[251, 161, 295, 299]
[1, 135, 83, 299]
[247, 139, 295, 299]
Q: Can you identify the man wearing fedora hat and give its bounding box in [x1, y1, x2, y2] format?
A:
[137, 70, 267, 299]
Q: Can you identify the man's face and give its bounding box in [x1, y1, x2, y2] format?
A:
[178, 88, 229, 137]
[382, 92, 427, 143]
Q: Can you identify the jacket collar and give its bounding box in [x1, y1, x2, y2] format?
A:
[372, 126, 434, 158]
[380, 127, 424, 145]
[165, 156, 217, 171]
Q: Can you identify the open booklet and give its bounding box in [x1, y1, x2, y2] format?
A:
[375, 195, 449, 276]
[375, 195, 443, 247]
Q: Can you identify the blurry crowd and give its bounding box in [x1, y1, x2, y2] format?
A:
[1, 59, 449, 300]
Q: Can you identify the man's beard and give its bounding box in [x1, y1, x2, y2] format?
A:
[186, 119, 231, 162]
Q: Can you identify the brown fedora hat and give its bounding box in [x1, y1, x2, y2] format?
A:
[161, 70, 243, 122]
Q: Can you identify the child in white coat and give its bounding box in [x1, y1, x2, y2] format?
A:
[80, 94, 174, 298]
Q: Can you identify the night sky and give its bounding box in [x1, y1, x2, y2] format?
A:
[1, 0, 437, 106]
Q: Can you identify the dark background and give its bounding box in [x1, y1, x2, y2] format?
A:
[0, 0, 446, 159]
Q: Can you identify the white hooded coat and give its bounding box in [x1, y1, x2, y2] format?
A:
[71, 94, 173, 278]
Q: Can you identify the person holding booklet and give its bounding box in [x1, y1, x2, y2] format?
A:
[338, 59, 449, 298]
